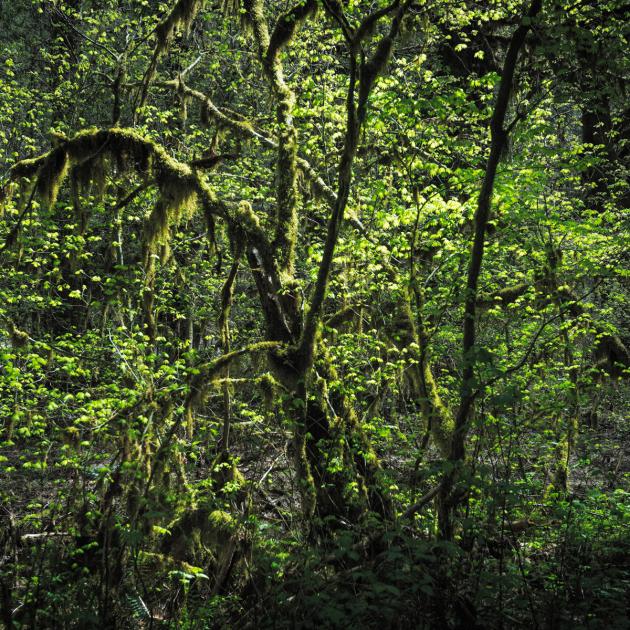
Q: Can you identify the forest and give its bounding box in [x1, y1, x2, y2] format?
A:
[0, 0, 628, 627]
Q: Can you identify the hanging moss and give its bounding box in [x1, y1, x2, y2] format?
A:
[175, 77, 192, 124]
[36, 147, 69, 209]
[219, 0, 240, 17]
[242, 0, 269, 50]
[137, 0, 208, 111]
[70, 162, 93, 236]
[6, 127, 264, 339]
[155, 0, 206, 55]
[68, 128, 153, 176]
[179, 92, 190, 123]
[156, 164, 198, 221]
[10, 128, 202, 252]
[142, 253, 158, 339]
[144, 169, 198, 257]
[90, 156, 108, 201]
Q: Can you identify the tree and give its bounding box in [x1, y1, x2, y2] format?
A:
[1, 0, 627, 627]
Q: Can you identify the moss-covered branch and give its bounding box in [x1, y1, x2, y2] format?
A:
[3, 128, 285, 339]
[184, 341, 282, 430]
[243, 0, 317, 273]
[161, 78, 340, 210]
[161, 80, 275, 148]
[478, 278, 629, 378]
[266, 0, 318, 65]
[2, 128, 280, 246]
[477, 283, 531, 310]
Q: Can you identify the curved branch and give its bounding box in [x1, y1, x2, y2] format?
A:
[402, 483, 442, 519]
[1, 127, 277, 240]
[185, 341, 283, 419]
[160, 78, 341, 210]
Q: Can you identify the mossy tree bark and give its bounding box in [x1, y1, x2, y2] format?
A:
[231, 0, 415, 525]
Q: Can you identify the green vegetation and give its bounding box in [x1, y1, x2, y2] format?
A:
[0, 0, 628, 627]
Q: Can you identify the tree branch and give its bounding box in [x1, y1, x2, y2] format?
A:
[454, 0, 543, 452]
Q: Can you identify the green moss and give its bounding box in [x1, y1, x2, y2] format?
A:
[163, 502, 239, 564]
[266, 0, 317, 64]
[258, 372, 278, 410]
[551, 415, 578, 493]
[423, 363, 454, 455]
[478, 283, 530, 310]
[144, 168, 198, 254]
[208, 509, 235, 533]
[11, 127, 203, 276]
[392, 295, 454, 455]
[10, 155, 47, 180]
[174, 75, 192, 124]
[137, 550, 201, 577]
[7, 319, 29, 348]
[155, 0, 206, 54]
[273, 126, 299, 271]
[259, 2, 318, 274]
[243, 0, 270, 50]
[234, 199, 259, 229]
[295, 431, 317, 519]
[36, 147, 69, 209]
[70, 165, 90, 236]
[0, 183, 13, 216]
[185, 342, 281, 424]
[552, 438, 569, 493]
[219, 0, 240, 16]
